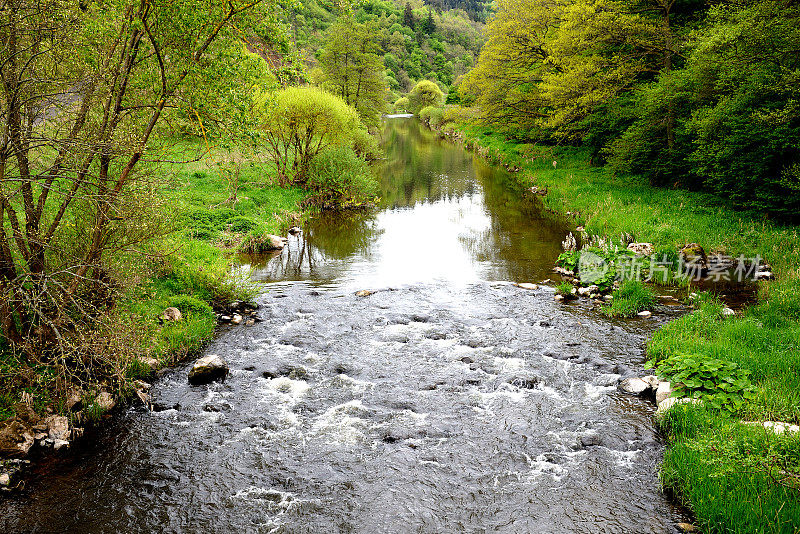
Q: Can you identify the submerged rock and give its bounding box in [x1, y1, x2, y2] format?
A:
[515, 283, 539, 290]
[188, 354, 229, 385]
[355, 290, 374, 297]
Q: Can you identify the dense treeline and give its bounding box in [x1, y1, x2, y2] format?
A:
[463, 0, 800, 219]
[286, 0, 486, 95]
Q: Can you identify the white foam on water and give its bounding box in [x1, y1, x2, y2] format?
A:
[610, 449, 640, 468]
[493, 356, 524, 371]
[326, 373, 374, 394]
[526, 453, 566, 482]
[310, 400, 372, 444]
[480, 383, 527, 403]
[584, 383, 616, 400]
[267, 376, 310, 399]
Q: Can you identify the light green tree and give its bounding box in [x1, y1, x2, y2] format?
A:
[407, 80, 444, 114]
[319, 15, 389, 128]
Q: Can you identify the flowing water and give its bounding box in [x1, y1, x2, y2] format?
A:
[1, 118, 691, 533]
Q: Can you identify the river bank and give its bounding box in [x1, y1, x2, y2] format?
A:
[433, 116, 800, 533]
[0, 138, 312, 481]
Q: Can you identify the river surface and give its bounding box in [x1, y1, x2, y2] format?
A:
[1, 118, 690, 533]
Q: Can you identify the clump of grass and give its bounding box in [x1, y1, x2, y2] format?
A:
[555, 281, 574, 296]
[602, 280, 656, 317]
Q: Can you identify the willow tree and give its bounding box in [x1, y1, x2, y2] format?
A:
[0, 0, 269, 352]
[319, 16, 388, 128]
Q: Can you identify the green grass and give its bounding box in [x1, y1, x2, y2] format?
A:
[455, 120, 800, 533]
[603, 280, 657, 317]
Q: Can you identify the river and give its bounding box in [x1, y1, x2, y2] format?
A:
[0, 118, 690, 533]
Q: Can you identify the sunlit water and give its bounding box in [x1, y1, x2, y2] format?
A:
[0, 118, 690, 533]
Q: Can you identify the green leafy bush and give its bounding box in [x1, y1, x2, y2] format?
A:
[407, 80, 444, 114]
[351, 127, 382, 161]
[602, 280, 656, 317]
[306, 147, 379, 207]
[652, 352, 757, 412]
[419, 105, 444, 127]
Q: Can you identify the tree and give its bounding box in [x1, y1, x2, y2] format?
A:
[319, 16, 389, 128]
[407, 80, 444, 113]
[422, 9, 436, 34]
[403, 3, 415, 27]
[0, 0, 268, 351]
[259, 86, 367, 183]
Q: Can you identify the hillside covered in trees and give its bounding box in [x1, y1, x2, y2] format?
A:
[460, 0, 800, 219]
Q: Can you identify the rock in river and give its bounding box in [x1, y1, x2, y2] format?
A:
[619, 377, 652, 395]
[188, 354, 229, 385]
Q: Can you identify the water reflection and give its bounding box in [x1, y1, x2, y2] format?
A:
[243, 118, 569, 286]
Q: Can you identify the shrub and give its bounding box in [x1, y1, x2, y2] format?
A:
[419, 105, 444, 127]
[407, 80, 444, 114]
[351, 127, 382, 161]
[259, 86, 365, 184]
[306, 147, 379, 207]
[602, 280, 656, 317]
[394, 96, 410, 112]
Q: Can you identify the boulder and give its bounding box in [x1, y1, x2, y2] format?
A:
[44, 415, 70, 441]
[619, 377, 652, 395]
[655, 381, 672, 404]
[161, 307, 182, 322]
[655, 397, 701, 418]
[52, 439, 70, 451]
[638, 310, 652, 318]
[288, 226, 302, 235]
[188, 354, 229, 385]
[723, 307, 735, 316]
[679, 243, 708, 272]
[0, 420, 34, 458]
[65, 389, 84, 412]
[554, 294, 565, 302]
[141, 357, 160, 371]
[627, 242, 654, 257]
[264, 234, 287, 250]
[355, 290, 374, 297]
[95, 391, 116, 412]
[643, 375, 660, 389]
[230, 314, 243, 325]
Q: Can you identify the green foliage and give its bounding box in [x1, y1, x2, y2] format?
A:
[407, 80, 444, 114]
[653, 353, 757, 412]
[259, 85, 372, 184]
[227, 215, 258, 233]
[305, 146, 379, 207]
[602, 280, 656, 317]
[394, 96, 410, 112]
[165, 295, 215, 320]
[319, 15, 388, 128]
[419, 105, 444, 127]
[555, 281, 574, 296]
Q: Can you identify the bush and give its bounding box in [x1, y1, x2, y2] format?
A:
[306, 147, 379, 207]
[394, 96, 410, 112]
[351, 128, 382, 161]
[602, 280, 656, 317]
[419, 105, 444, 127]
[260, 86, 365, 184]
[407, 80, 444, 114]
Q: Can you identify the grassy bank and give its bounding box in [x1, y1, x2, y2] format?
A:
[453, 122, 800, 532]
[0, 138, 309, 421]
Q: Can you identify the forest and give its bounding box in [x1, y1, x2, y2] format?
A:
[2, 0, 799, 532]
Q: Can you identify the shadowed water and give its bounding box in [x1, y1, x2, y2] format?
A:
[0, 118, 690, 533]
